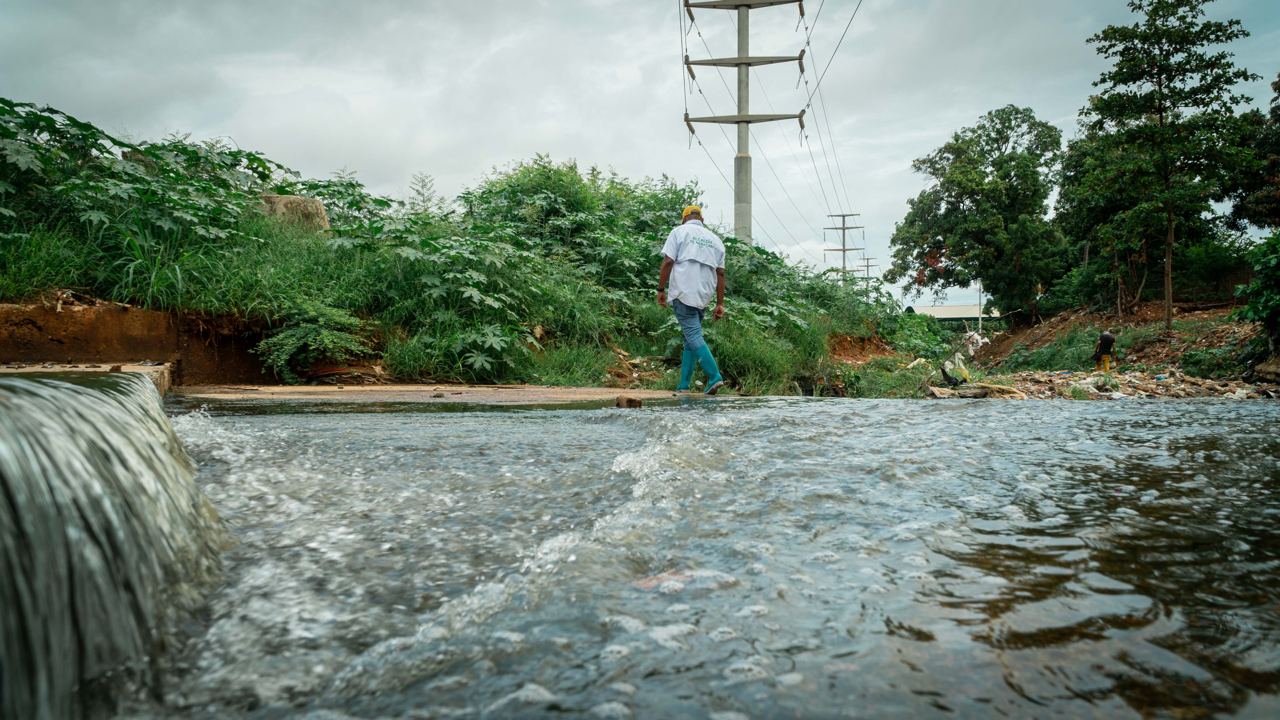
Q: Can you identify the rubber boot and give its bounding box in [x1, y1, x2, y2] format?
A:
[695, 345, 725, 395]
[676, 349, 695, 391]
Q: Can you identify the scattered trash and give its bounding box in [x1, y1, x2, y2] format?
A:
[990, 369, 1278, 400]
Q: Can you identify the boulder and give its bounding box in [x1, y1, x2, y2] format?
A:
[616, 395, 643, 408]
[1254, 356, 1280, 383]
[259, 194, 330, 231]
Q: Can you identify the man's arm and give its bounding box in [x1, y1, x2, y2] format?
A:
[713, 267, 726, 319]
[657, 256, 674, 307]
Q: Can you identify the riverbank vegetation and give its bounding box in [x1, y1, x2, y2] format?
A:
[885, 0, 1280, 363]
[0, 99, 950, 394]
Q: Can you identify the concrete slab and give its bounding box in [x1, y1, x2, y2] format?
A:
[176, 383, 686, 406]
[0, 363, 172, 396]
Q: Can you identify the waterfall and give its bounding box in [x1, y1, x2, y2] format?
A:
[0, 373, 225, 719]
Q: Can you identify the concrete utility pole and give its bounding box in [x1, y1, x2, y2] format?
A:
[684, 0, 806, 245]
[823, 212, 863, 281]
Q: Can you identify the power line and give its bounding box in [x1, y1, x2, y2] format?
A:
[803, 131, 834, 216]
[814, 86, 855, 210]
[802, 0, 827, 46]
[798, 0, 860, 218]
[690, 69, 821, 264]
[805, 92, 847, 216]
[804, 0, 864, 108]
[753, 84, 836, 273]
[693, 133, 785, 252]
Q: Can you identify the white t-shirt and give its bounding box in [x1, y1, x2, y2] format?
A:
[661, 220, 725, 309]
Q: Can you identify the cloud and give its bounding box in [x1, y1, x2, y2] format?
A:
[2, 0, 1276, 302]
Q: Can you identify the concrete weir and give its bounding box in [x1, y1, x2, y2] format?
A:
[0, 372, 225, 718]
[0, 363, 173, 395]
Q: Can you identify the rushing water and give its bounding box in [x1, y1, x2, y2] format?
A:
[133, 397, 1280, 718]
[0, 374, 223, 720]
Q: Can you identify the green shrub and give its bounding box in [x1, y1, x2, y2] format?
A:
[255, 301, 371, 383]
[838, 356, 934, 398]
[1236, 231, 1280, 354]
[706, 320, 795, 395]
[880, 312, 952, 359]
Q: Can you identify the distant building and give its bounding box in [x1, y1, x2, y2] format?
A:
[909, 304, 999, 321]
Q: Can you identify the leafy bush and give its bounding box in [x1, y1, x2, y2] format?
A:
[1, 98, 286, 245]
[838, 356, 934, 398]
[1236, 231, 1280, 354]
[880, 312, 953, 359]
[255, 301, 371, 383]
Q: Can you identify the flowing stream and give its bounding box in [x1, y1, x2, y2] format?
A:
[121, 395, 1280, 719]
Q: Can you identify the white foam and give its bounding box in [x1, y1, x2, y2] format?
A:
[650, 623, 698, 650]
[484, 683, 558, 713]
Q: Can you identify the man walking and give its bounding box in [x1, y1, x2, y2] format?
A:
[657, 205, 726, 394]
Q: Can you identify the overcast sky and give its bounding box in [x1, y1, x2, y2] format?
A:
[3, 0, 1278, 305]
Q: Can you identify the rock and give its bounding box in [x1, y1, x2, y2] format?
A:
[109, 364, 123, 372]
[259, 194, 331, 231]
[616, 395, 643, 408]
[1255, 356, 1280, 383]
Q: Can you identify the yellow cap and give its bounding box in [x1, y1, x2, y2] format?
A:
[681, 205, 702, 219]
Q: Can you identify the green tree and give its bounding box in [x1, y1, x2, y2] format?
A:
[1086, 0, 1257, 330]
[884, 105, 1064, 324]
[1055, 128, 1161, 314]
[1226, 73, 1280, 230]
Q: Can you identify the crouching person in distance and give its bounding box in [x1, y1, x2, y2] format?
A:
[657, 205, 726, 395]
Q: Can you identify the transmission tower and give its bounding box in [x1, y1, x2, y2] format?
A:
[823, 212, 863, 280]
[683, 0, 807, 245]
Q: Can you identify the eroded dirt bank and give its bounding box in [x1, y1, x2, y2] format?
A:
[1, 300, 269, 385]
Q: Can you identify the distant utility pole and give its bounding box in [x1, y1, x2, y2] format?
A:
[857, 229, 878, 282]
[823, 212, 863, 281]
[857, 257, 879, 281]
[684, 0, 806, 246]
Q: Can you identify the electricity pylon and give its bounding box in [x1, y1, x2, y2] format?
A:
[683, 0, 806, 246]
[823, 212, 863, 281]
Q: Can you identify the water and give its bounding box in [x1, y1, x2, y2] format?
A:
[141, 397, 1279, 717]
[0, 374, 223, 720]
